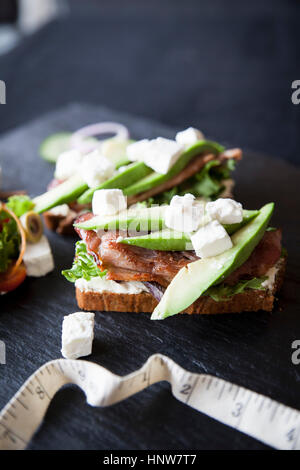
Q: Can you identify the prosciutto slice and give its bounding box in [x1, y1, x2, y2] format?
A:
[75, 211, 282, 287]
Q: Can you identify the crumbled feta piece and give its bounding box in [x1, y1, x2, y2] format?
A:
[49, 203, 71, 217]
[117, 165, 128, 173]
[116, 235, 124, 243]
[23, 235, 54, 277]
[206, 198, 243, 224]
[165, 193, 204, 232]
[175, 127, 204, 147]
[126, 139, 149, 162]
[92, 189, 127, 216]
[55, 149, 83, 180]
[127, 137, 183, 174]
[191, 220, 233, 258]
[170, 193, 196, 207]
[101, 138, 130, 166]
[80, 149, 115, 188]
[61, 312, 95, 360]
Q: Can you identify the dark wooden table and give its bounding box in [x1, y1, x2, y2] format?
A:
[0, 103, 299, 450]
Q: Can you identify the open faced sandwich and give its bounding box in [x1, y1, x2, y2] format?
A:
[34, 123, 241, 234]
[62, 189, 285, 319]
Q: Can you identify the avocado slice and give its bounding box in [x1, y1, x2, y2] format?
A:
[151, 203, 274, 320]
[33, 174, 88, 214]
[77, 161, 152, 205]
[39, 132, 72, 163]
[39, 133, 100, 163]
[123, 140, 224, 197]
[74, 206, 168, 232]
[120, 210, 259, 251]
[34, 150, 150, 213]
[122, 228, 193, 251]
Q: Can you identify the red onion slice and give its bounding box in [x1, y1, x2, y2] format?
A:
[70, 122, 130, 153]
[143, 282, 165, 302]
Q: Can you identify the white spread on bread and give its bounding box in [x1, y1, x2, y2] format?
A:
[262, 258, 283, 290]
[75, 276, 149, 295]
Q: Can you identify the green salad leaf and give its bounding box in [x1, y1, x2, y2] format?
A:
[143, 159, 236, 205]
[6, 195, 34, 217]
[186, 158, 236, 199]
[204, 277, 267, 302]
[62, 241, 107, 283]
[0, 211, 20, 273]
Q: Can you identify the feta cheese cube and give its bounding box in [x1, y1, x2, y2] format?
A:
[61, 312, 95, 360]
[55, 149, 83, 180]
[92, 189, 127, 216]
[191, 220, 233, 258]
[165, 194, 204, 232]
[175, 127, 204, 147]
[23, 235, 54, 277]
[206, 198, 243, 224]
[170, 193, 196, 207]
[49, 203, 71, 217]
[80, 149, 115, 188]
[126, 139, 149, 162]
[127, 138, 183, 174]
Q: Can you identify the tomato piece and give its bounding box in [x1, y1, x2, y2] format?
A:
[0, 264, 27, 293]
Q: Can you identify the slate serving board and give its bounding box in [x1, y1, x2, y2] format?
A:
[0, 103, 299, 450]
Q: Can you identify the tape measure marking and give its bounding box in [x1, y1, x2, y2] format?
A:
[0, 354, 299, 450]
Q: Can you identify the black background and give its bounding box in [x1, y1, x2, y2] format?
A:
[0, 0, 299, 165]
[0, 103, 299, 450]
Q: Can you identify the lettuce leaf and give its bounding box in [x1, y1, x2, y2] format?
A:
[185, 158, 236, 199]
[6, 195, 34, 217]
[0, 212, 20, 273]
[145, 159, 236, 205]
[204, 277, 267, 302]
[62, 241, 107, 282]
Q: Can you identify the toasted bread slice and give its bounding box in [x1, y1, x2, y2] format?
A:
[75, 257, 286, 315]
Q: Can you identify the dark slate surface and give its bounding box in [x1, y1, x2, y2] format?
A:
[0, 103, 299, 450]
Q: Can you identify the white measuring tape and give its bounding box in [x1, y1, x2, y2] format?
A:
[0, 353, 299, 450]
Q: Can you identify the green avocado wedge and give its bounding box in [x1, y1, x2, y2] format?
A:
[39, 133, 99, 163]
[39, 132, 72, 163]
[74, 206, 168, 232]
[122, 229, 193, 251]
[33, 174, 88, 214]
[151, 203, 274, 320]
[120, 210, 259, 251]
[35, 139, 139, 212]
[123, 140, 224, 197]
[77, 161, 152, 205]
